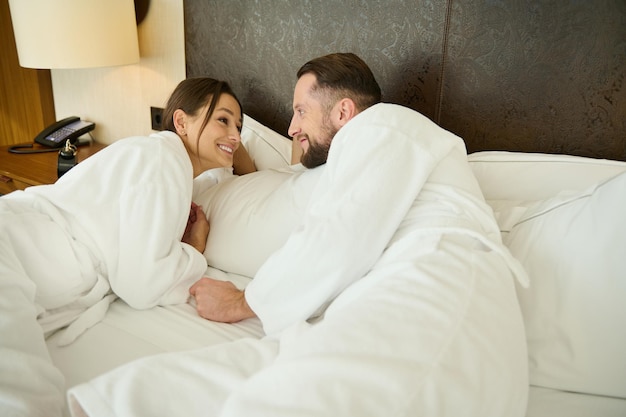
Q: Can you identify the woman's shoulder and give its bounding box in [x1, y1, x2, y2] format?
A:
[103, 131, 185, 159]
[108, 131, 180, 149]
[88, 132, 189, 179]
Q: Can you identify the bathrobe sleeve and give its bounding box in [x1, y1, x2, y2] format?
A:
[111, 180, 207, 309]
[106, 136, 208, 309]
[245, 104, 461, 336]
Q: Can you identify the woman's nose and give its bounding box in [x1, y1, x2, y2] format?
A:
[230, 127, 241, 143]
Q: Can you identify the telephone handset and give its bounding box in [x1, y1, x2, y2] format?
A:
[9, 117, 95, 154]
[35, 116, 95, 147]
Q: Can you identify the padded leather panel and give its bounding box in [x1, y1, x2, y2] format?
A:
[185, 0, 626, 161]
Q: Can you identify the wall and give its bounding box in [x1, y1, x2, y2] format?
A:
[0, 0, 55, 146]
[185, 0, 446, 137]
[51, 0, 186, 145]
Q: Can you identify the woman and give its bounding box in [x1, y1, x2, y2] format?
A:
[0, 77, 246, 417]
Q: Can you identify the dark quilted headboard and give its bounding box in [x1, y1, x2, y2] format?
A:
[184, 0, 626, 161]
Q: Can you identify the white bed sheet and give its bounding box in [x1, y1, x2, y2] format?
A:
[49, 289, 626, 417]
[47, 288, 626, 417]
[46, 268, 264, 416]
[526, 386, 626, 417]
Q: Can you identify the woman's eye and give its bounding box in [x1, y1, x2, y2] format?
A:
[217, 116, 241, 133]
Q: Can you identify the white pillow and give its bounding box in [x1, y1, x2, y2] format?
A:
[195, 165, 324, 278]
[505, 171, 626, 398]
[468, 151, 626, 202]
[468, 151, 626, 235]
[241, 114, 292, 170]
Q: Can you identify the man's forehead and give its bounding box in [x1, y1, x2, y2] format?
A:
[293, 74, 318, 107]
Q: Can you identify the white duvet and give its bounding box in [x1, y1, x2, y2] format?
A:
[68, 104, 530, 417]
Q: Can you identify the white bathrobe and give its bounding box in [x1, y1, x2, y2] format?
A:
[68, 104, 530, 417]
[0, 131, 209, 417]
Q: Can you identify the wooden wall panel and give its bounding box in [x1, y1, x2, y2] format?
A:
[0, 0, 55, 147]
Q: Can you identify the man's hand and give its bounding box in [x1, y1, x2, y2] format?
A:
[182, 203, 209, 253]
[189, 277, 256, 323]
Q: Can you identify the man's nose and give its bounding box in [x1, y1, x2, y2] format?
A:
[288, 117, 300, 138]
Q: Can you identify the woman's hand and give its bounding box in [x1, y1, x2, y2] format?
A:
[182, 202, 209, 253]
[189, 277, 256, 323]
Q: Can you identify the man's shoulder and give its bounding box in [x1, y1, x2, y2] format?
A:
[350, 103, 432, 131]
[342, 102, 465, 155]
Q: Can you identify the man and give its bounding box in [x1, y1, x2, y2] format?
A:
[187, 53, 384, 333]
[68, 53, 529, 417]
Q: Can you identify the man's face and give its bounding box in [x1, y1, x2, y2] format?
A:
[288, 73, 338, 168]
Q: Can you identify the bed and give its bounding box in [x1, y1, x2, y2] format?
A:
[44, 114, 626, 416]
[12, 0, 626, 415]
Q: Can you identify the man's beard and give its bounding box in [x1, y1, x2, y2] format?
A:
[300, 118, 337, 169]
[301, 139, 331, 168]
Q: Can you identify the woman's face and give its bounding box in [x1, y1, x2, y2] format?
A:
[183, 93, 242, 174]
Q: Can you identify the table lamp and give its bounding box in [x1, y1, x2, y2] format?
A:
[7, 0, 140, 157]
[8, 0, 140, 69]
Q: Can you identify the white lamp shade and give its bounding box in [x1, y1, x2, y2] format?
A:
[8, 0, 140, 69]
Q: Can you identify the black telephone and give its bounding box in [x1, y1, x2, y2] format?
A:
[9, 116, 95, 154]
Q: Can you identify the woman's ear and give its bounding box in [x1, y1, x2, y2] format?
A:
[335, 98, 357, 128]
[173, 109, 187, 136]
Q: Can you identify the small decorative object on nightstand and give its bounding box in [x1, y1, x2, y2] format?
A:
[57, 139, 78, 178]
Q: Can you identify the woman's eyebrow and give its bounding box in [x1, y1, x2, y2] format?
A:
[216, 107, 242, 124]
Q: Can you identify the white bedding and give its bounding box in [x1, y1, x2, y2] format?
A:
[3, 114, 625, 416]
[49, 298, 626, 417]
[526, 387, 626, 417]
[47, 268, 264, 416]
[470, 151, 626, 416]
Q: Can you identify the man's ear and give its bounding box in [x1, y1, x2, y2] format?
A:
[173, 109, 187, 135]
[334, 98, 358, 128]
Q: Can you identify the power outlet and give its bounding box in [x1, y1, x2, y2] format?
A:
[150, 106, 164, 131]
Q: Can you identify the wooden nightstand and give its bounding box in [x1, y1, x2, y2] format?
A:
[0, 141, 106, 195]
